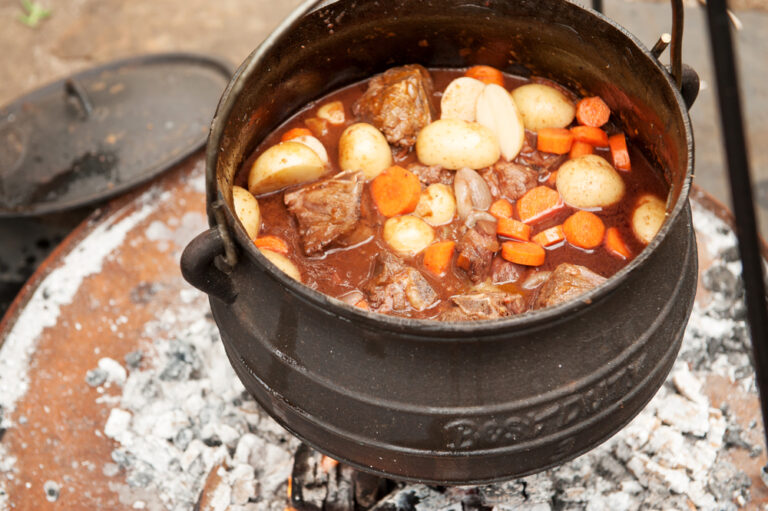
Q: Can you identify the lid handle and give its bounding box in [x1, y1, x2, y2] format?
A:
[64, 78, 93, 120]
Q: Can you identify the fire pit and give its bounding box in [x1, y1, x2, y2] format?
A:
[0, 161, 764, 509]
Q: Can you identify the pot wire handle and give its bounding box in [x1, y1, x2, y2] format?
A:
[670, 0, 683, 88]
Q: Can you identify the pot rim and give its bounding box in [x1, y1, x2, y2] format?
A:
[207, 0, 694, 337]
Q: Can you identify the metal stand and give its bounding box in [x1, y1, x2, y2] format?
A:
[704, 0, 768, 457]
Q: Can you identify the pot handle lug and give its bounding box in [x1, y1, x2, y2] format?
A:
[181, 227, 238, 304]
[680, 64, 700, 110]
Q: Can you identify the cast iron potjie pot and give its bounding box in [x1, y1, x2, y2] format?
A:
[181, 0, 699, 484]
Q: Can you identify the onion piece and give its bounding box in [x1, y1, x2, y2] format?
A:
[454, 167, 492, 219]
[521, 270, 552, 290]
[465, 211, 497, 230]
[339, 290, 365, 306]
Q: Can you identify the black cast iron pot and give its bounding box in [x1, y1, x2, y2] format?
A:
[181, 0, 699, 484]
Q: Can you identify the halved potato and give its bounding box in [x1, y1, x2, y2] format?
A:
[441, 77, 485, 122]
[511, 83, 575, 131]
[383, 215, 435, 256]
[259, 249, 302, 282]
[416, 119, 500, 170]
[556, 155, 625, 209]
[249, 142, 326, 195]
[632, 194, 667, 244]
[232, 186, 261, 239]
[339, 123, 393, 179]
[291, 135, 329, 165]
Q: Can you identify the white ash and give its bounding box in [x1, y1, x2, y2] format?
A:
[93, 285, 298, 511]
[43, 480, 60, 502]
[86, 368, 108, 387]
[98, 357, 128, 386]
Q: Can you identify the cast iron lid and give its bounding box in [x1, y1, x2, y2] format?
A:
[0, 53, 233, 217]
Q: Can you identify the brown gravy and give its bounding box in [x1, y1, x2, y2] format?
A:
[235, 68, 669, 319]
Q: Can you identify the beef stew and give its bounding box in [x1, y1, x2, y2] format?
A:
[233, 66, 669, 320]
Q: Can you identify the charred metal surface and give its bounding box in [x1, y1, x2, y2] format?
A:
[188, 0, 699, 484]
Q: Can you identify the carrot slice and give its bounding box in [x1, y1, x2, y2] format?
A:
[604, 227, 631, 259]
[517, 186, 563, 224]
[569, 141, 594, 159]
[609, 133, 632, 171]
[354, 300, 370, 310]
[281, 127, 314, 142]
[563, 211, 606, 249]
[501, 241, 546, 266]
[464, 65, 504, 86]
[576, 96, 611, 127]
[423, 241, 456, 275]
[489, 199, 513, 219]
[370, 166, 422, 217]
[571, 126, 609, 147]
[254, 235, 290, 254]
[497, 217, 531, 241]
[456, 252, 471, 270]
[532, 225, 565, 247]
[545, 171, 558, 188]
[536, 128, 574, 154]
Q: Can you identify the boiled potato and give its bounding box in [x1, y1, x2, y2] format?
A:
[232, 186, 261, 239]
[249, 141, 326, 195]
[317, 101, 345, 125]
[383, 215, 435, 256]
[339, 123, 393, 179]
[259, 249, 302, 282]
[632, 194, 667, 244]
[416, 119, 500, 170]
[476, 83, 525, 160]
[441, 77, 485, 121]
[556, 155, 625, 209]
[291, 135, 329, 165]
[414, 184, 456, 226]
[511, 83, 575, 131]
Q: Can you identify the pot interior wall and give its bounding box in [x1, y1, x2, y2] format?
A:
[214, 0, 689, 212]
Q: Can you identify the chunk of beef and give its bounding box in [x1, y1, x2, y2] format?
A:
[533, 263, 607, 309]
[352, 65, 435, 148]
[334, 223, 375, 249]
[491, 256, 526, 285]
[480, 160, 538, 201]
[407, 163, 453, 186]
[456, 227, 500, 282]
[284, 171, 364, 256]
[517, 132, 567, 170]
[364, 252, 437, 312]
[439, 292, 525, 321]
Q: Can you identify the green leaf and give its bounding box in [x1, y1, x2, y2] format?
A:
[18, 0, 51, 28]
